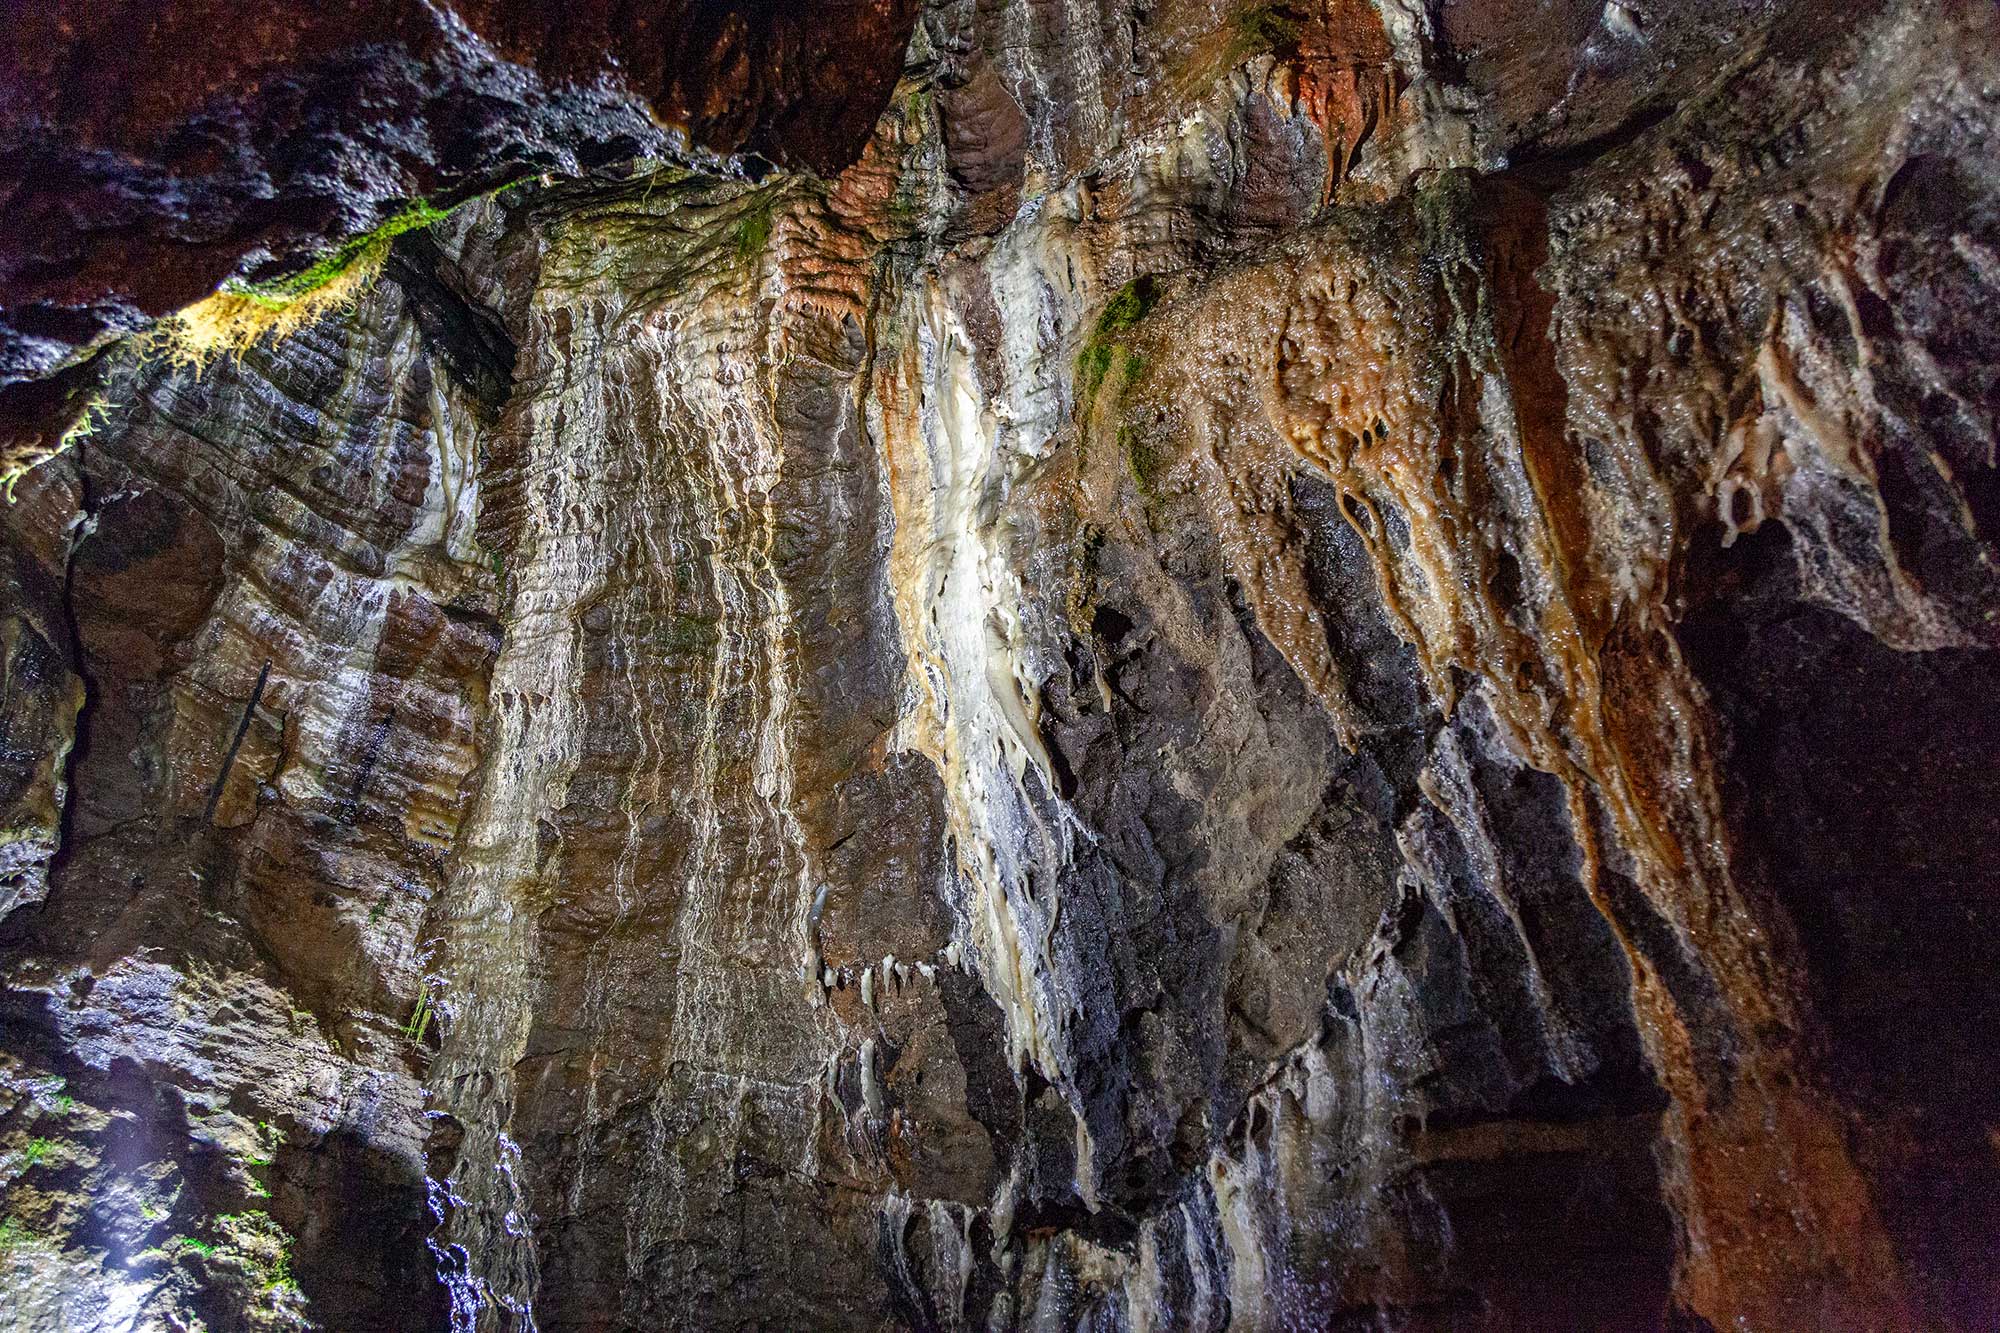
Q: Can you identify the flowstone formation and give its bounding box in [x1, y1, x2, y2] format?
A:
[2, 1, 1998, 1330]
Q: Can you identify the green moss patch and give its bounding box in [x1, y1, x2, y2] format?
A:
[1120, 423, 1170, 498]
[225, 198, 456, 307]
[157, 180, 532, 372]
[734, 194, 778, 263]
[1232, 4, 1304, 55]
[1076, 275, 1164, 406]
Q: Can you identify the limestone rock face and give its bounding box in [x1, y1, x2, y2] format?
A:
[2, 1, 1998, 1331]
[0, 0, 920, 384]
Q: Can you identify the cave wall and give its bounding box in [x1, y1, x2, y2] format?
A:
[2, 1, 1998, 1330]
[0, 0, 921, 385]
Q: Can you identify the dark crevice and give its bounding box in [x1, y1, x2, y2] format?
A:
[385, 230, 519, 412]
[203, 658, 271, 823]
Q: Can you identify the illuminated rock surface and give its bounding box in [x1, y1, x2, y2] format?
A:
[2, 1, 1997, 1329]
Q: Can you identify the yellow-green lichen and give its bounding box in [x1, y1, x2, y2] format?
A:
[2, 392, 111, 504]
[403, 989, 433, 1043]
[152, 181, 529, 372]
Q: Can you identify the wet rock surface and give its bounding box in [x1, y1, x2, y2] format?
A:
[0, 0, 920, 385]
[2, 1, 1998, 1330]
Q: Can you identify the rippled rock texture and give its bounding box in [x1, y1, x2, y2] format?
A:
[3, 1, 1999, 1329]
